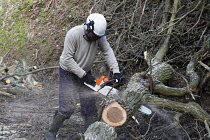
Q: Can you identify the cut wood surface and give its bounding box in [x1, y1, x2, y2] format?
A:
[102, 101, 127, 127]
[84, 71, 210, 139]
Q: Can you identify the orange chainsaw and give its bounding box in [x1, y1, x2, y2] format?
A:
[84, 76, 152, 115]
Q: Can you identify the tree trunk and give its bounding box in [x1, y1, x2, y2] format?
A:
[83, 72, 210, 139]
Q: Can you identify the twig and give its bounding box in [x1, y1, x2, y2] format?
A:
[185, 1, 205, 34]
[196, 25, 208, 48]
[89, 0, 101, 14]
[129, 0, 141, 31]
[107, 2, 125, 17]
[197, 71, 210, 94]
[44, 0, 56, 11]
[141, 112, 156, 138]
[123, 125, 138, 140]
[145, 113, 183, 139]
[150, 2, 164, 30]
[171, 68, 196, 100]
[138, 0, 148, 29]
[198, 61, 210, 71]
[3, 50, 11, 58]
[145, 122, 179, 139]
[174, 113, 191, 140]
[157, 0, 203, 35]
[204, 120, 210, 138]
[0, 66, 59, 81]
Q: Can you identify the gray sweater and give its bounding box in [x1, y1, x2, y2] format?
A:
[60, 25, 120, 78]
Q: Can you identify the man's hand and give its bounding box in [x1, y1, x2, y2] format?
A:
[82, 73, 96, 86]
[112, 73, 124, 88]
[113, 73, 123, 83]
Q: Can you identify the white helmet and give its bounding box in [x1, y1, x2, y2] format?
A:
[84, 13, 107, 37]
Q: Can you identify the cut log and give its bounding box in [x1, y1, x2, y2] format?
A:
[84, 122, 117, 140]
[5, 77, 15, 84]
[84, 71, 210, 139]
[102, 101, 127, 127]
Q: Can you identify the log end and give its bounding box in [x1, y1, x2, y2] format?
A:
[102, 101, 127, 127]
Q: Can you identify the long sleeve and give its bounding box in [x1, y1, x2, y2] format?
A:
[60, 30, 86, 78]
[99, 36, 120, 74]
[60, 25, 99, 78]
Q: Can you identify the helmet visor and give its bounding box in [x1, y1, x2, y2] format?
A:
[84, 31, 101, 41]
[92, 30, 107, 37]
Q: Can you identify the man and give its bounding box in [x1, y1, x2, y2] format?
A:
[45, 13, 122, 140]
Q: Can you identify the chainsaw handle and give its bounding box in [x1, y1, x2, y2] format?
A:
[100, 78, 118, 88]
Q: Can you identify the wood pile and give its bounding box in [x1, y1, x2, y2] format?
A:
[0, 56, 42, 97]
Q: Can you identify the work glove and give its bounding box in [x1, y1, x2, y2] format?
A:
[82, 73, 96, 86]
[112, 73, 124, 88]
[113, 73, 122, 82]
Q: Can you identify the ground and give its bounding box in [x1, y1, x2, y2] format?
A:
[1, 79, 210, 140]
[0, 82, 85, 140]
[0, 0, 209, 139]
[0, 63, 209, 140]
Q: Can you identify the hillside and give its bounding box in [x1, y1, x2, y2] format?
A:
[0, 0, 209, 78]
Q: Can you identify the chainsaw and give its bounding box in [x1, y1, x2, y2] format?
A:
[84, 76, 152, 115]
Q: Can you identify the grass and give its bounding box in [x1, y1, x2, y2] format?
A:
[0, 0, 53, 64]
[0, 0, 90, 66]
[0, 0, 33, 55]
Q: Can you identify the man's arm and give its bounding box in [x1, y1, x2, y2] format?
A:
[99, 36, 120, 74]
[60, 31, 86, 78]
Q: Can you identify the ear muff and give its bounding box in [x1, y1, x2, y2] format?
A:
[84, 20, 94, 32]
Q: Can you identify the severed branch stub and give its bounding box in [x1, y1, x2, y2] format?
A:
[102, 101, 127, 127]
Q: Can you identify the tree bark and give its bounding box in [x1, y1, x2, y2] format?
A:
[143, 94, 210, 122]
[155, 0, 179, 61]
[84, 72, 210, 139]
[84, 122, 117, 140]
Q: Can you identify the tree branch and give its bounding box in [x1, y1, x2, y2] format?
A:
[0, 66, 59, 81]
[155, 0, 179, 61]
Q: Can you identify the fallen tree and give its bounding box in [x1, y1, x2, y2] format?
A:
[83, 31, 210, 138]
[84, 70, 210, 139]
[83, 0, 210, 139]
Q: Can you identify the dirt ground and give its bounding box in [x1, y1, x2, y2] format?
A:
[0, 82, 86, 140]
[1, 81, 210, 140]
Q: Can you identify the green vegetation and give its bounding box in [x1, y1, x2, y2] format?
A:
[0, 0, 80, 66]
[0, 0, 92, 66]
[0, 0, 52, 63]
[0, 0, 32, 56]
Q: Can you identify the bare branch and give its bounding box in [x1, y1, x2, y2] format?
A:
[0, 66, 59, 81]
[199, 61, 210, 71]
[155, 0, 179, 61]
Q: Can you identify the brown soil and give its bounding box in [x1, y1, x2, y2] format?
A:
[1, 80, 210, 140]
[0, 81, 84, 140]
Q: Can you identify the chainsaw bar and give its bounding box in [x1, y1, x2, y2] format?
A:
[84, 82, 119, 96]
[84, 76, 152, 115]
